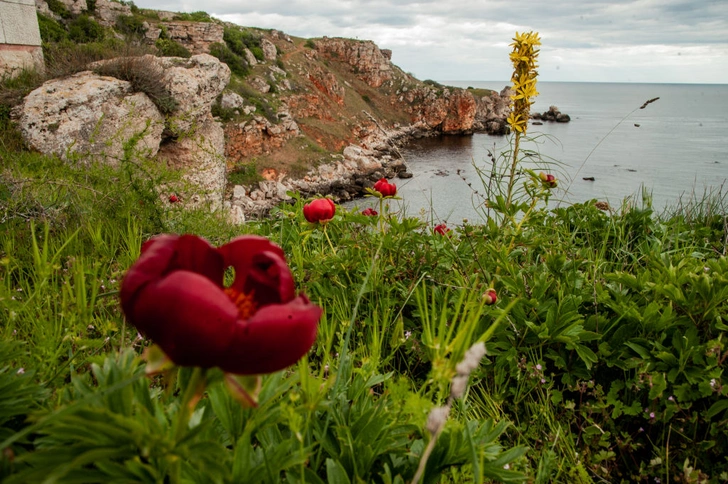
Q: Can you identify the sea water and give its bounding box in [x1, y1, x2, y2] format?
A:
[345, 82, 728, 224]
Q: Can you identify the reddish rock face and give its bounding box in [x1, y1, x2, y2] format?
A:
[308, 68, 345, 105]
[403, 87, 477, 134]
[224, 116, 300, 165]
[314, 38, 394, 88]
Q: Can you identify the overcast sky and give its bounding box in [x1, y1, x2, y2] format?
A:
[134, 0, 728, 84]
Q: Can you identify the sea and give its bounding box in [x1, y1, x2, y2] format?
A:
[344, 82, 728, 224]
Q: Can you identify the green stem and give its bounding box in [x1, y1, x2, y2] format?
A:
[173, 367, 206, 442]
[323, 224, 337, 255]
[504, 132, 522, 213]
[507, 196, 538, 253]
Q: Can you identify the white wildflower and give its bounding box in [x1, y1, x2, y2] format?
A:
[451, 375, 469, 399]
[455, 342, 486, 376]
[425, 406, 450, 435]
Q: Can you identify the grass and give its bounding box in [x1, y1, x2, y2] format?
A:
[1, 135, 726, 482]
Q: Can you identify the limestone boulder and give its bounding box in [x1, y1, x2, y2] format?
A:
[220, 91, 246, 111]
[156, 117, 226, 209]
[260, 38, 277, 61]
[92, 0, 132, 27]
[243, 48, 258, 66]
[155, 54, 230, 135]
[15, 72, 164, 164]
[162, 22, 224, 54]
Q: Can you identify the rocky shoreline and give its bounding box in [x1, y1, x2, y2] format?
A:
[226, 83, 515, 222]
[225, 122, 442, 221]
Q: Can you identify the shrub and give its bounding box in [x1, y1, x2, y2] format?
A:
[93, 56, 178, 114]
[222, 27, 261, 58]
[173, 11, 211, 22]
[68, 15, 105, 43]
[423, 79, 443, 88]
[228, 162, 263, 186]
[37, 13, 68, 43]
[209, 43, 249, 77]
[304, 39, 316, 49]
[42, 40, 154, 80]
[45, 0, 71, 18]
[249, 46, 264, 61]
[115, 14, 146, 36]
[155, 39, 191, 58]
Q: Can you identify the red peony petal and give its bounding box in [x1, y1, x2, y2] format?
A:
[218, 236, 286, 276]
[121, 235, 180, 320]
[219, 296, 321, 374]
[129, 271, 238, 368]
[120, 235, 224, 321]
[172, 235, 225, 282]
[240, 250, 296, 306]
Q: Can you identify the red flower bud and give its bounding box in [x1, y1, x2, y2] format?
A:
[361, 208, 378, 216]
[434, 224, 451, 236]
[303, 198, 336, 223]
[120, 234, 321, 375]
[373, 178, 397, 197]
[169, 194, 179, 203]
[483, 288, 497, 305]
[538, 172, 558, 188]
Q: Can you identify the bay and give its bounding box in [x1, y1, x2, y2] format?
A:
[345, 82, 728, 224]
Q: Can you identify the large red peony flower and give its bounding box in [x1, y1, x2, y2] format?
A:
[303, 198, 336, 223]
[120, 234, 321, 375]
[373, 178, 397, 197]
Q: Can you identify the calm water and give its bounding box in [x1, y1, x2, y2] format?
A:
[345, 82, 728, 223]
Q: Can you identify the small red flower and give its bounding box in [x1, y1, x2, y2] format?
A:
[373, 178, 397, 197]
[120, 235, 321, 375]
[361, 208, 378, 216]
[434, 224, 451, 236]
[538, 172, 558, 188]
[303, 198, 336, 223]
[169, 194, 179, 203]
[482, 288, 498, 305]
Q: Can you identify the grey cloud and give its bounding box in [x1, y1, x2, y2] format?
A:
[134, 0, 728, 83]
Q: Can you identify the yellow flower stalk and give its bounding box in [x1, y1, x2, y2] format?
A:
[505, 31, 541, 209]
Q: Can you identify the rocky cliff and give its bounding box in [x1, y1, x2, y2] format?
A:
[18, 4, 513, 221]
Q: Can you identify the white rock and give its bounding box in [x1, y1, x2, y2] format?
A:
[228, 204, 246, 225]
[260, 38, 277, 61]
[232, 185, 246, 201]
[221, 91, 246, 110]
[15, 72, 164, 164]
[157, 118, 226, 210]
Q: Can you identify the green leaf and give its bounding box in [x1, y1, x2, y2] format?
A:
[705, 399, 728, 419]
[326, 458, 352, 484]
[574, 344, 598, 369]
[648, 373, 667, 400]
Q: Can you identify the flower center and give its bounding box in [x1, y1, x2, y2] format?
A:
[225, 287, 257, 319]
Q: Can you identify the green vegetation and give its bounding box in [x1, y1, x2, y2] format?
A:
[173, 11, 212, 22]
[228, 161, 264, 186]
[68, 15, 105, 43]
[93, 56, 178, 114]
[1, 98, 727, 481]
[155, 38, 192, 58]
[2, 15, 726, 482]
[209, 42, 250, 77]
